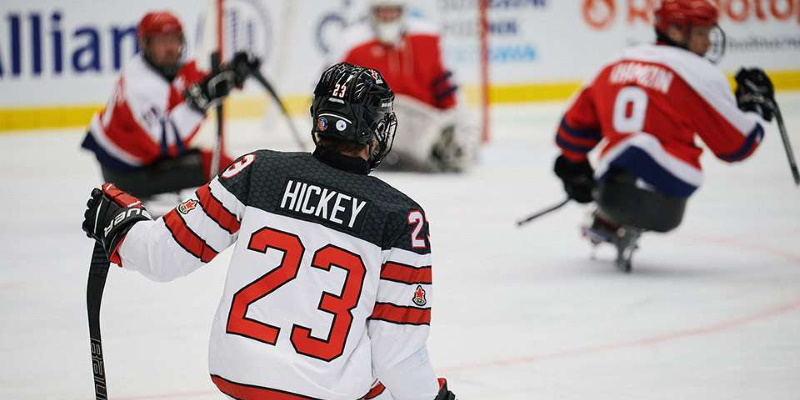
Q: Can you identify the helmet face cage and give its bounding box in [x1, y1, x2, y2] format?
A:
[706, 24, 726, 64]
[368, 109, 397, 169]
[654, 0, 724, 63]
[137, 12, 186, 76]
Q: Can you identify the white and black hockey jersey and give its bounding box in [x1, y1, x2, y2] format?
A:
[117, 149, 440, 400]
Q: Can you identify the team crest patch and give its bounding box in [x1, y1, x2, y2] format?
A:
[317, 116, 328, 132]
[412, 285, 427, 306]
[178, 199, 198, 214]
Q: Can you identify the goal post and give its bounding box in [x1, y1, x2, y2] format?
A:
[478, 0, 490, 143]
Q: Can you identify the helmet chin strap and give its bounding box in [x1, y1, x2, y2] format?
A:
[367, 141, 378, 162]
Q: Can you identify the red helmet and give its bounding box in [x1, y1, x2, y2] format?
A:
[654, 0, 719, 34]
[137, 11, 183, 40]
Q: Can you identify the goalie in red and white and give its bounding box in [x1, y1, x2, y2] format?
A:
[81, 11, 259, 205]
[332, 0, 479, 172]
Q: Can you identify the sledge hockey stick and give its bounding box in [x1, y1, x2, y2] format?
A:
[771, 100, 800, 186]
[516, 198, 571, 227]
[87, 242, 111, 400]
[249, 68, 308, 151]
[210, 51, 224, 176]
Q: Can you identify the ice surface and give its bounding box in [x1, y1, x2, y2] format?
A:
[1, 94, 798, 400]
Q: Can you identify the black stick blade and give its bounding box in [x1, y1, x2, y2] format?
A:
[87, 242, 110, 400]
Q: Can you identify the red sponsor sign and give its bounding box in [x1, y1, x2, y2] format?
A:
[582, 0, 800, 30]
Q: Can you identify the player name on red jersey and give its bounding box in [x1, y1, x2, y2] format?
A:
[280, 179, 369, 230]
[609, 62, 675, 94]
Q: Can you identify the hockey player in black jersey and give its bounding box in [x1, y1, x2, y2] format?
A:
[82, 63, 457, 400]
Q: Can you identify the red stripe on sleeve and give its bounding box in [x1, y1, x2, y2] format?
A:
[370, 303, 431, 325]
[362, 383, 386, 400]
[196, 185, 241, 234]
[380, 262, 432, 284]
[163, 210, 218, 263]
[211, 375, 322, 400]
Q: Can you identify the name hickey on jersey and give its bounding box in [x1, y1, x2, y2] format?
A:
[279, 180, 369, 230]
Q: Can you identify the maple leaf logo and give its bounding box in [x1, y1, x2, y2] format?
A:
[178, 199, 198, 215]
[412, 285, 427, 306]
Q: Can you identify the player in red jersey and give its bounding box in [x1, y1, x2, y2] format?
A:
[334, 0, 478, 172]
[552, 0, 776, 271]
[81, 11, 259, 207]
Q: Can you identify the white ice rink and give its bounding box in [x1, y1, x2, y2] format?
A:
[1, 94, 799, 400]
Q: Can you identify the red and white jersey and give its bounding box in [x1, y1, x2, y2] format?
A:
[82, 54, 208, 171]
[117, 150, 440, 400]
[556, 44, 765, 197]
[335, 20, 457, 110]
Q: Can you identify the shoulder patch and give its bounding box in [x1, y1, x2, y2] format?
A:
[412, 285, 427, 306]
[178, 199, 198, 214]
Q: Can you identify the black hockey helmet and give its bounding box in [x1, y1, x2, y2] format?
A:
[311, 63, 397, 169]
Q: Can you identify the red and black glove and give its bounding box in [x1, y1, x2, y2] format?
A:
[434, 378, 457, 400]
[82, 183, 152, 264]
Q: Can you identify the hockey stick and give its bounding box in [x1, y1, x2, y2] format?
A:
[771, 100, 800, 186]
[516, 198, 571, 227]
[87, 242, 111, 400]
[249, 68, 308, 151]
[210, 51, 224, 176]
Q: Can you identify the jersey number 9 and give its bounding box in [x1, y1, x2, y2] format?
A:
[613, 86, 649, 134]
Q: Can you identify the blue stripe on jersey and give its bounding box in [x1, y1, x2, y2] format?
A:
[159, 119, 169, 158]
[432, 70, 453, 87]
[599, 146, 698, 198]
[556, 135, 594, 153]
[170, 119, 187, 155]
[560, 118, 602, 141]
[434, 85, 459, 102]
[719, 124, 764, 162]
[80, 132, 141, 172]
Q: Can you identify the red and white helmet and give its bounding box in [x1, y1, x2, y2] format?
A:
[137, 11, 183, 41]
[654, 0, 719, 34]
[369, 0, 406, 8]
[368, 0, 407, 45]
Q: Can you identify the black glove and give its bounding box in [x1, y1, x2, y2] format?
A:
[228, 51, 262, 88]
[735, 68, 775, 122]
[82, 183, 152, 263]
[185, 69, 238, 112]
[184, 51, 261, 113]
[434, 378, 457, 400]
[554, 155, 596, 204]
